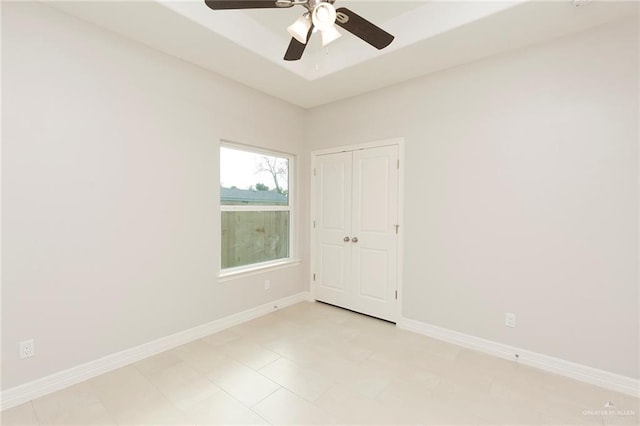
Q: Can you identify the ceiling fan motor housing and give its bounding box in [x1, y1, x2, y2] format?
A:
[305, 0, 335, 10]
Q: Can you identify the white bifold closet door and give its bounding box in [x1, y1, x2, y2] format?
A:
[314, 145, 399, 322]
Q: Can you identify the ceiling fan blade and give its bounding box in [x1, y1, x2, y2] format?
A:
[204, 0, 283, 10]
[334, 7, 394, 50]
[283, 26, 313, 61]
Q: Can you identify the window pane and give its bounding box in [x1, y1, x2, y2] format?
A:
[221, 211, 290, 269]
[221, 147, 289, 206]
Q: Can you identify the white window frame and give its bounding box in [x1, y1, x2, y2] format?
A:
[219, 141, 297, 279]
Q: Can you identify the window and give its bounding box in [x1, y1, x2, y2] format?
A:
[220, 143, 293, 272]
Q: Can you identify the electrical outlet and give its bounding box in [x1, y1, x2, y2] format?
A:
[20, 339, 34, 359]
[505, 313, 516, 328]
[264, 280, 271, 290]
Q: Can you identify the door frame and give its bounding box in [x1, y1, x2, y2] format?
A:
[310, 137, 405, 323]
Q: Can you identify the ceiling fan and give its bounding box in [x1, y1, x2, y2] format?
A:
[203, 0, 395, 61]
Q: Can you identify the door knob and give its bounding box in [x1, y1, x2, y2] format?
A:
[351, 237, 359, 243]
[344, 236, 350, 242]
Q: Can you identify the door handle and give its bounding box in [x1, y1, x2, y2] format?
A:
[344, 236, 350, 242]
[351, 237, 359, 243]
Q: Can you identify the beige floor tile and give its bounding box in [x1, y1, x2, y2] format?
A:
[391, 394, 488, 425]
[1, 402, 39, 426]
[182, 391, 269, 425]
[603, 413, 640, 425]
[346, 323, 404, 354]
[393, 327, 437, 348]
[427, 378, 493, 415]
[110, 395, 189, 425]
[306, 333, 373, 364]
[140, 361, 222, 410]
[374, 373, 488, 425]
[231, 315, 302, 344]
[418, 338, 463, 362]
[86, 365, 142, 389]
[313, 383, 380, 424]
[539, 394, 606, 425]
[258, 357, 335, 402]
[376, 377, 437, 406]
[252, 388, 339, 425]
[134, 350, 183, 376]
[31, 382, 115, 425]
[488, 378, 546, 409]
[271, 303, 324, 325]
[304, 353, 366, 386]
[167, 338, 216, 361]
[542, 372, 624, 410]
[466, 393, 542, 424]
[492, 361, 546, 388]
[381, 377, 491, 425]
[538, 378, 640, 425]
[87, 365, 167, 413]
[365, 349, 427, 379]
[454, 348, 514, 371]
[205, 358, 280, 407]
[429, 361, 495, 395]
[411, 404, 488, 425]
[314, 382, 416, 425]
[219, 338, 281, 370]
[169, 341, 232, 375]
[306, 319, 362, 342]
[201, 328, 243, 348]
[335, 359, 405, 399]
[261, 335, 329, 367]
[540, 411, 605, 425]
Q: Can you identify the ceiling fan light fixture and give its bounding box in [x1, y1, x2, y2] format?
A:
[320, 25, 341, 46]
[287, 14, 311, 44]
[311, 2, 336, 31]
[204, 0, 395, 62]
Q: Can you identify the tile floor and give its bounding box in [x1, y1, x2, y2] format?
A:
[2, 301, 638, 425]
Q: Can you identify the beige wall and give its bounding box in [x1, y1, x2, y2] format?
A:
[305, 19, 639, 379]
[1, 2, 307, 389]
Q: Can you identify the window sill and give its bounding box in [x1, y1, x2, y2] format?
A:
[218, 259, 301, 282]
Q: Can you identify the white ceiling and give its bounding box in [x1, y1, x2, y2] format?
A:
[48, 0, 638, 108]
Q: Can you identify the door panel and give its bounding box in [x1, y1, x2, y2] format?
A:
[351, 145, 399, 321]
[321, 160, 348, 230]
[315, 152, 352, 307]
[358, 248, 388, 300]
[357, 155, 390, 233]
[320, 243, 346, 290]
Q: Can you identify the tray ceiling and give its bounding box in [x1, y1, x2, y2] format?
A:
[48, 0, 638, 108]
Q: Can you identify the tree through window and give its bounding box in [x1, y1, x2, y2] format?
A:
[220, 144, 292, 271]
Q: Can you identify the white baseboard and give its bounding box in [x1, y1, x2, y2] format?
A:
[1, 291, 311, 411]
[397, 317, 639, 398]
